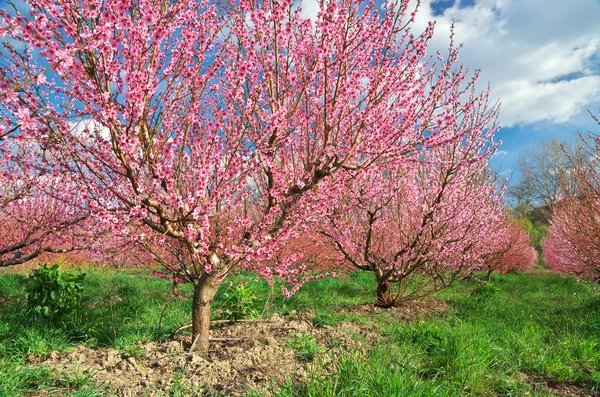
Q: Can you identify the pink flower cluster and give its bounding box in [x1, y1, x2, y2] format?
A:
[152, 270, 186, 285]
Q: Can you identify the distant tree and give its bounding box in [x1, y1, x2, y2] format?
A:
[481, 218, 537, 280]
[509, 138, 577, 225]
[520, 219, 547, 251]
[507, 209, 548, 253]
[0, 140, 91, 268]
[318, 123, 505, 307]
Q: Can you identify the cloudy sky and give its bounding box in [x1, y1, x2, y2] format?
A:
[411, 0, 600, 179]
[299, 0, 600, 179]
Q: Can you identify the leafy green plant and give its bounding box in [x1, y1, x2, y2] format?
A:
[285, 332, 323, 361]
[121, 344, 145, 360]
[221, 283, 260, 321]
[471, 281, 500, 300]
[24, 264, 86, 321]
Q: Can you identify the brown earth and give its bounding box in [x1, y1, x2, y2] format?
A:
[520, 373, 599, 397]
[37, 311, 376, 396]
[0, 296, 15, 313]
[23, 299, 450, 396]
[0, 260, 40, 275]
[340, 298, 450, 323]
[523, 266, 556, 275]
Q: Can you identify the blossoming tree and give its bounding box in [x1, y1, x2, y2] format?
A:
[0, 136, 92, 267]
[318, 108, 506, 306]
[542, 111, 600, 281]
[2, 0, 500, 349]
[480, 219, 537, 280]
[543, 200, 599, 279]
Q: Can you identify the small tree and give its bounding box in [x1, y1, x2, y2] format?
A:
[319, 116, 505, 307]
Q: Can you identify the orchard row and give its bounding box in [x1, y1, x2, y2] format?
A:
[0, 0, 593, 352]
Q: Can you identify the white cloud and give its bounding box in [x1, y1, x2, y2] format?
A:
[297, 0, 320, 22]
[496, 76, 600, 125]
[70, 118, 111, 142]
[410, 0, 600, 127]
[493, 150, 508, 157]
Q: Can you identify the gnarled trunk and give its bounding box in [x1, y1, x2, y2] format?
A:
[376, 279, 392, 308]
[191, 274, 219, 352]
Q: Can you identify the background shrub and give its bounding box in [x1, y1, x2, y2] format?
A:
[24, 264, 86, 322]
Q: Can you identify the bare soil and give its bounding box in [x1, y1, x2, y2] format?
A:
[524, 266, 556, 275]
[23, 299, 450, 396]
[0, 296, 15, 313]
[37, 311, 374, 396]
[0, 260, 44, 275]
[520, 373, 599, 397]
[340, 298, 450, 322]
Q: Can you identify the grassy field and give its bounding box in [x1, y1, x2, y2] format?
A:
[0, 265, 598, 396]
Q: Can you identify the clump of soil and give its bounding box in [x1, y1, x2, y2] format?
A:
[40, 311, 373, 396]
[340, 299, 450, 323]
[520, 373, 599, 397]
[0, 296, 15, 312]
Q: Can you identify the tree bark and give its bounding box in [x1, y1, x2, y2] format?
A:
[376, 279, 392, 308]
[483, 268, 493, 282]
[191, 274, 219, 352]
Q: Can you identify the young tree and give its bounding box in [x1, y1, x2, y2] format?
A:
[2, 0, 497, 350]
[318, 111, 505, 306]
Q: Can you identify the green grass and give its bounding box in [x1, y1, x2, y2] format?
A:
[275, 273, 600, 397]
[0, 265, 598, 396]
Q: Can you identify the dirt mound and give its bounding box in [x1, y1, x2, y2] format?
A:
[340, 299, 449, 322]
[40, 311, 372, 396]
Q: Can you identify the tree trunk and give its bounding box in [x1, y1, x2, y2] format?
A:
[191, 274, 219, 352]
[376, 280, 392, 308]
[483, 268, 493, 282]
